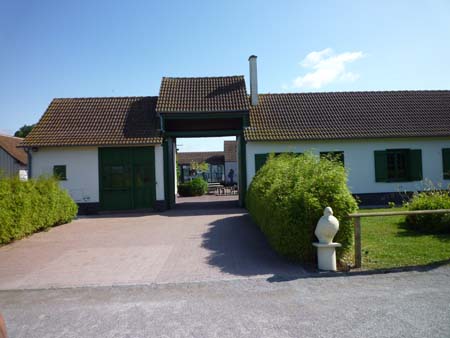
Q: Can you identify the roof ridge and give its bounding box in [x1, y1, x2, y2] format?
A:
[258, 89, 450, 96]
[162, 75, 245, 80]
[178, 151, 224, 154]
[52, 96, 157, 100]
[0, 133, 23, 140]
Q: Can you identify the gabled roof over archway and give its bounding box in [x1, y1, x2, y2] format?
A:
[157, 76, 249, 114]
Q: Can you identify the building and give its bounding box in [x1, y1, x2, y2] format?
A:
[0, 134, 28, 178]
[224, 141, 238, 185]
[177, 141, 238, 184]
[20, 56, 450, 213]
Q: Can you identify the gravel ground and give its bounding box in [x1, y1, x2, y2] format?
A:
[1, 266, 449, 338]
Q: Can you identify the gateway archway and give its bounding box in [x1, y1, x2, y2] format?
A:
[156, 76, 250, 210]
[161, 125, 247, 210]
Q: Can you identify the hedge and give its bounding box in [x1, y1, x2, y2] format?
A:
[247, 152, 357, 264]
[178, 177, 208, 197]
[0, 176, 78, 244]
[405, 190, 450, 233]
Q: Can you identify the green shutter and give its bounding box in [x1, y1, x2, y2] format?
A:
[408, 149, 423, 181]
[374, 151, 388, 182]
[442, 149, 450, 179]
[255, 154, 269, 173]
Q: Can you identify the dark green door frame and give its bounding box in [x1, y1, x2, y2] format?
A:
[163, 138, 176, 209]
[163, 133, 247, 209]
[238, 135, 247, 207]
[161, 111, 248, 209]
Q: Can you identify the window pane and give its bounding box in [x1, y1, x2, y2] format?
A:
[53, 165, 66, 180]
[387, 153, 396, 178]
[396, 152, 407, 179]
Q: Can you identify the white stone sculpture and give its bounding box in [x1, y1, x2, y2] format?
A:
[315, 207, 339, 244]
[313, 207, 341, 271]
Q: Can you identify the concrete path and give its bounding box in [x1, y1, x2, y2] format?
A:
[1, 266, 449, 338]
[0, 196, 302, 290]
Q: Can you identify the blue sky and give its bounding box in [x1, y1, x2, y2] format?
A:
[1, 0, 449, 151]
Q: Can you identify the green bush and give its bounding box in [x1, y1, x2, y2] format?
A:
[0, 176, 78, 244]
[247, 152, 357, 264]
[405, 190, 450, 233]
[178, 177, 208, 197]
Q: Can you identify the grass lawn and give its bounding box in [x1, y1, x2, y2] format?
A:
[359, 208, 450, 270]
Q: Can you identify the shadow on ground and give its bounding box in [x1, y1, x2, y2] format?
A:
[163, 200, 243, 217]
[201, 213, 304, 279]
[395, 221, 450, 243]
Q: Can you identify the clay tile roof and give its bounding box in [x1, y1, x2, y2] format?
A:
[245, 91, 450, 141]
[21, 97, 162, 147]
[177, 151, 224, 165]
[224, 141, 237, 162]
[0, 134, 27, 165]
[156, 76, 250, 113]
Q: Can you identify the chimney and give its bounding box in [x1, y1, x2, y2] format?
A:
[248, 55, 258, 106]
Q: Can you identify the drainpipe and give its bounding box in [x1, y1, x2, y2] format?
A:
[25, 147, 32, 178]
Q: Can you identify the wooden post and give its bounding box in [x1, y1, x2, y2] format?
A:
[354, 216, 362, 268]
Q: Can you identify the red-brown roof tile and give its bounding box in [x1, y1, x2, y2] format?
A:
[21, 97, 162, 147]
[157, 76, 249, 113]
[245, 91, 450, 141]
[0, 134, 27, 165]
[224, 141, 237, 162]
[177, 151, 224, 165]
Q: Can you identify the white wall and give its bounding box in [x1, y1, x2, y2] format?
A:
[246, 138, 450, 194]
[154, 144, 165, 200]
[32, 147, 99, 203]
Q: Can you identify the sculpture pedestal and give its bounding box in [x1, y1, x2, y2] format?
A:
[313, 242, 342, 271]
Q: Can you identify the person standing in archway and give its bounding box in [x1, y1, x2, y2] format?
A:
[228, 168, 234, 186]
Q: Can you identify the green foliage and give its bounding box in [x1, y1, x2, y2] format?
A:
[388, 201, 396, 208]
[0, 176, 78, 244]
[405, 190, 450, 233]
[246, 152, 357, 264]
[178, 177, 208, 197]
[14, 124, 35, 138]
[190, 161, 209, 174]
[361, 207, 450, 269]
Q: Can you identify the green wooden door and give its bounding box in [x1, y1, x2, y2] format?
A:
[99, 147, 156, 210]
[132, 147, 156, 209]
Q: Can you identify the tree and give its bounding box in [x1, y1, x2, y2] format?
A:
[14, 124, 35, 138]
[190, 161, 209, 175]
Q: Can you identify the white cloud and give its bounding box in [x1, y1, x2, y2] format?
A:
[291, 48, 365, 89]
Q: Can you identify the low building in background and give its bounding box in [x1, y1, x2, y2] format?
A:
[0, 134, 28, 178]
[177, 141, 238, 185]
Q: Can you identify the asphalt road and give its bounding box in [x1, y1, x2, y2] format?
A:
[1, 266, 449, 338]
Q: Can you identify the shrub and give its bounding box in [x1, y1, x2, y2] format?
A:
[178, 177, 208, 197]
[246, 152, 357, 264]
[0, 176, 78, 244]
[405, 190, 450, 233]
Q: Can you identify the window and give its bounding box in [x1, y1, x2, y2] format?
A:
[320, 151, 345, 166]
[255, 154, 269, 173]
[53, 165, 67, 180]
[254, 152, 303, 173]
[374, 149, 422, 182]
[443, 149, 450, 179]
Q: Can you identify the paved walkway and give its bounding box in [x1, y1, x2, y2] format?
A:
[0, 195, 302, 290]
